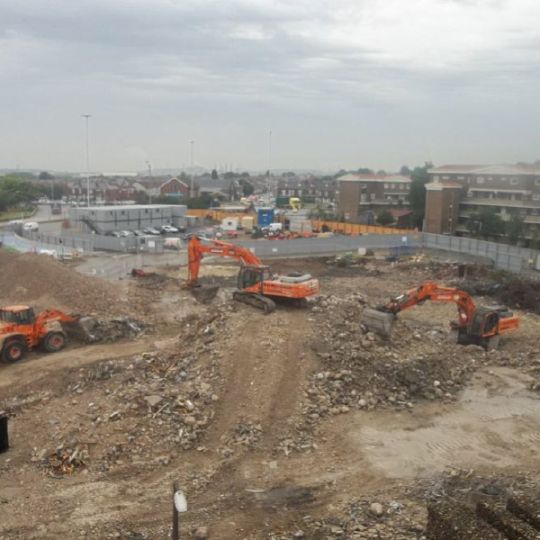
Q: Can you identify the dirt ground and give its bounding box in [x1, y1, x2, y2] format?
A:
[1, 253, 540, 539]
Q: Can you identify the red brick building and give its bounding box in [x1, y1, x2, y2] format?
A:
[337, 173, 411, 222]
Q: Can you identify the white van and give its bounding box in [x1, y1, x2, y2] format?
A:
[22, 221, 39, 232]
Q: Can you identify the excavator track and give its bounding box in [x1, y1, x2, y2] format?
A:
[233, 291, 276, 314]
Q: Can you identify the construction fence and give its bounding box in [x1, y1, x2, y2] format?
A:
[235, 233, 540, 275]
[423, 233, 540, 275]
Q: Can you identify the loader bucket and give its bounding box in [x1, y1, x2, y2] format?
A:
[190, 285, 220, 304]
[63, 316, 98, 342]
[361, 309, 396, 338]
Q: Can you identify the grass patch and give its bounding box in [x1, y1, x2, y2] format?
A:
[0, 208, 35, 222]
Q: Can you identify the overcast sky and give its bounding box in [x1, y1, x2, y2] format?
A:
[1, 0, 539, 173]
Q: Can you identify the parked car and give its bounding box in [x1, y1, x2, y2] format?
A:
[160, 224, 179, 234]
[22, 222, 39, 232]
[119, 230, 133, 237]
[143, 227, 161, 235]
[133, 230, 145, 236]
[105, 231, 121, 238]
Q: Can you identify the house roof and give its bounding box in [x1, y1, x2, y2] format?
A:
[160, 177, 189, 189]
[338, 173, 411, 184]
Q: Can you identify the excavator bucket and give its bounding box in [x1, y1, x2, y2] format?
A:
[361, 308, 396, 338]
[190, 285, 220, 304]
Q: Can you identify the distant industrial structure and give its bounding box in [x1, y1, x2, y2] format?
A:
[70, 204, 187, 234]
[424, 164, 540, 239]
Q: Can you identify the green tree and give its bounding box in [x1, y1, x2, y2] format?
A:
[377, 169, 387, 176]
[506, 214, 525, 244]
[239, 179, 254, 196]
[400, 165, 411, 176]
[38, 171, 55, 180]
[376, 209, 394, 226]
[187, 193, 214, 209]
[211, 169, 218, 180]
[409, 162, 433, 227]
[467, 208, 505, 239]
[0, 175, 39, 211]
[357, 167, 373, 174]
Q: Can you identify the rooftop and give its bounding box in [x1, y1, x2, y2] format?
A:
[338, 173, 411, 184]
[429, 164, 540, 176]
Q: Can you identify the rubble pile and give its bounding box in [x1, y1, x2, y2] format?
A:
[16, 312, 229, 474]
[268, 498, 426, 540]
[305, 294, 485, 417]
[0, 251, 129, 315]
[81, 317, 147, 342]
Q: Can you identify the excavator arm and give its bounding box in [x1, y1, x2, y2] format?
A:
[187, 235, 263, 286]
[381, 281, 477, 326]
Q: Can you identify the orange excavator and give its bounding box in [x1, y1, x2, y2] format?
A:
[0, 305, 93, 363]
[362, 281, 519, 350]
[186, 235, 319, 313]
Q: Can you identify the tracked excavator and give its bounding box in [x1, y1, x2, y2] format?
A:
[186, 235, 319, 313]
[0, 306, 94, 363]
[361, 281, 519, 350]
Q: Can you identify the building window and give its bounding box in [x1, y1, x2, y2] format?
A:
[535, 178, 540, 186]
[477, 176, 485, 184]
[510, 178, 519, 185]
[532, 194, 540, 201]
[384, 183, 389, 189]
[433, 175, 439, 181]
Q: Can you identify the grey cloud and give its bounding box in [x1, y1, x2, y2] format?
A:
[1, 0, 539, 171]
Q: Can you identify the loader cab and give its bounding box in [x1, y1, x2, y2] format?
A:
[238, 265, 270, 291]
[0, 306, 36, 326]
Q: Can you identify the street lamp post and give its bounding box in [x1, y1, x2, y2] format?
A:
[82, 114, 92, 207]
[189, 140, 195, 199]
[146, 160, 153, 204]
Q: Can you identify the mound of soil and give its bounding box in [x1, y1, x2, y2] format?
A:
[0, 251, 127, 315]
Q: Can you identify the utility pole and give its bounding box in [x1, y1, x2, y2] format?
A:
[268, 129, 272, 195]
[189, 140, 195, 198]
[82, 114, 92, 207]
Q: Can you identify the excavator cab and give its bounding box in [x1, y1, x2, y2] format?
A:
[468, 308, 499, 338]
[0, 306, 35, 325]
[237, 266, 270, 291]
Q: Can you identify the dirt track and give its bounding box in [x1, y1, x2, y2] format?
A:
[2, 254, 540, 539]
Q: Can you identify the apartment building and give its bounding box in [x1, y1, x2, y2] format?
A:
[337, 173, 411, 222]
[424, 164, 540, 238]
[277, 176, 336, 203]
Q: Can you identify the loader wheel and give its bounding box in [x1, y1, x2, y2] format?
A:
[43, 332, 66, 353]
[2, 339, 26, 363]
